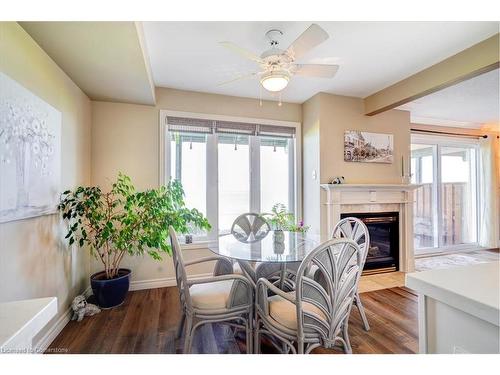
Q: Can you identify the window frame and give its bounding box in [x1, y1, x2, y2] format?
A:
[159, 110, 302, 242]
[411, 133, 481, 254]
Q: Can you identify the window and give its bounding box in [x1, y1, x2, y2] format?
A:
[411, 135, 480, 254]
[169, 132, 208, 236]
[218, 135, 250, 234]
[164, 114, 298, 240]
[260, 136, 293, 214]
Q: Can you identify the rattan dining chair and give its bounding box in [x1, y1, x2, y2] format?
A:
[331, 217, 371, 331]
[169, 226, 254, 353]
[228, 213, 298, 291]
[231, 212, 271, 243]
[218, 213, 270, 280]
[254, 238, 362, 354]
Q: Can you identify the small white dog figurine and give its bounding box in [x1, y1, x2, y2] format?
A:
[71, 295, 101, 322]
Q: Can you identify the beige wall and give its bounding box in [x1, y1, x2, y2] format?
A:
[320, 93, 410, 184]
[0, 22, 91, 344]
[301, 94, 322, 235]
[91, 87, 302, 282]
[302, 93, 411, 235]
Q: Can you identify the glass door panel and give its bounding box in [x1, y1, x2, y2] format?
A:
[411, 144, 437, 252]
[439, 146, 478, 246]
[170, 132, 207, 236]
[260, 137, 291, 214]
[218, 135, 250, 235]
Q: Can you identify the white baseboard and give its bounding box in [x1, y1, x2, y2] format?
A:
[129, 273, 212, 291]
[129, 277, 177, 291]
[34, 286, 91, 353]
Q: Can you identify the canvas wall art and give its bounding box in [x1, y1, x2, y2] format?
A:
[0, 72, 61, 223]
[344, 130, 394, 163]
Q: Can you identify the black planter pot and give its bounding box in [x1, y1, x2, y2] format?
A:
[90, 268, 131, 309]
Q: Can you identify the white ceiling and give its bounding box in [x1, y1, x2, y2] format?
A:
[142, 21, 499, 103]
[399, 68, 500, 128]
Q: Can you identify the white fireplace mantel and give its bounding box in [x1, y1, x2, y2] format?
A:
[320, 183, 421, 273]
[320, 183, 421, 191]
[320, 183, 421, 205]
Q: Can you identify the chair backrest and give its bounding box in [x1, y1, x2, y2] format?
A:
[169, 226, 192, 312]
[295, 238, 361, 348]
[255, 262, 300, 291]
[331, 217, 370, 269]
[231, 213, 270, 243]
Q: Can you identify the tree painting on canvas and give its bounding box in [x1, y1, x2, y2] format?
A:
[0, 72, 61, 223]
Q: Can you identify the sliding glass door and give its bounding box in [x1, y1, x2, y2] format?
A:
[411, 144, 437, 250]
[439, 146, 478, 246]
[411, 135, 479, 254]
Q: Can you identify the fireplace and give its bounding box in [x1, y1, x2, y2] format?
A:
[341, 212, 399, 274]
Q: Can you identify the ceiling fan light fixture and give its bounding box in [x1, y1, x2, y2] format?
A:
[260, 71, 290, 92]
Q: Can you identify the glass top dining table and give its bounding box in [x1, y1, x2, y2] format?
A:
[208, 230, 324, 263]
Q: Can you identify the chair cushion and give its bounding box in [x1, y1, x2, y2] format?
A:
[189, 279, 234, 309]
[268, 292, 327, 330]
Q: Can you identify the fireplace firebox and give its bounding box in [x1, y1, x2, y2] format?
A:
[340, 212, 399, 274]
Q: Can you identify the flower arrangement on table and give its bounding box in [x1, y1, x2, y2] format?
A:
[264, 203, 309, 233]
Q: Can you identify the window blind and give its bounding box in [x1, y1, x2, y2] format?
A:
[215, 120, 258, 135]
[258, 124, 296, 138]
[166, 116, 295, 138]
[166, 116, 214, 134]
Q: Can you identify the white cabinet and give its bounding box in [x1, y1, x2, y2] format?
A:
[0, 297, 57, 353]
[406, 262, 500, 354]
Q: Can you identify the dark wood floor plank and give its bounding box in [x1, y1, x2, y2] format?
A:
[90, 294, 131, 353]
[134, 288, 163, 353]
[359, 292, 418, 340]
[46, 286, 418, 354]
[110, 289, 148, 353]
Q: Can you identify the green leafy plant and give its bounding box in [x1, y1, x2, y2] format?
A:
[264, 203, 309, 233]
[58, 173, 210, 279]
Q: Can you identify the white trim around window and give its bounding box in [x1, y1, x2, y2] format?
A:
[159, 110, 302, 240]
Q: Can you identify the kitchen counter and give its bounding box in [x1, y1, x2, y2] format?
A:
[0, 297, 57, 353]
[406, 261, 499, 354]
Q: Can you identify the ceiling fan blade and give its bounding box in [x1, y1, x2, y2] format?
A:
[293, 64, 339, 78]
[219, 41, 263, 63]
[285, 24, 329, 60]
[217, 72, 259, 86]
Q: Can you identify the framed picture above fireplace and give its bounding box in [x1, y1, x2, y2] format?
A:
[344, 130, 394, 163]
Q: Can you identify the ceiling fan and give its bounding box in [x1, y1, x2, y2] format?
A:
[219, 23, 339, 95]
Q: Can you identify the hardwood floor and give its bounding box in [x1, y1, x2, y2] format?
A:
[47, 286, 418, 354]
[358, 271, 406, 293]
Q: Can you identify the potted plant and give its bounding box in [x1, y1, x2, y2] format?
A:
[264, 203, 310, 245]
[58, 173, 210, 308]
